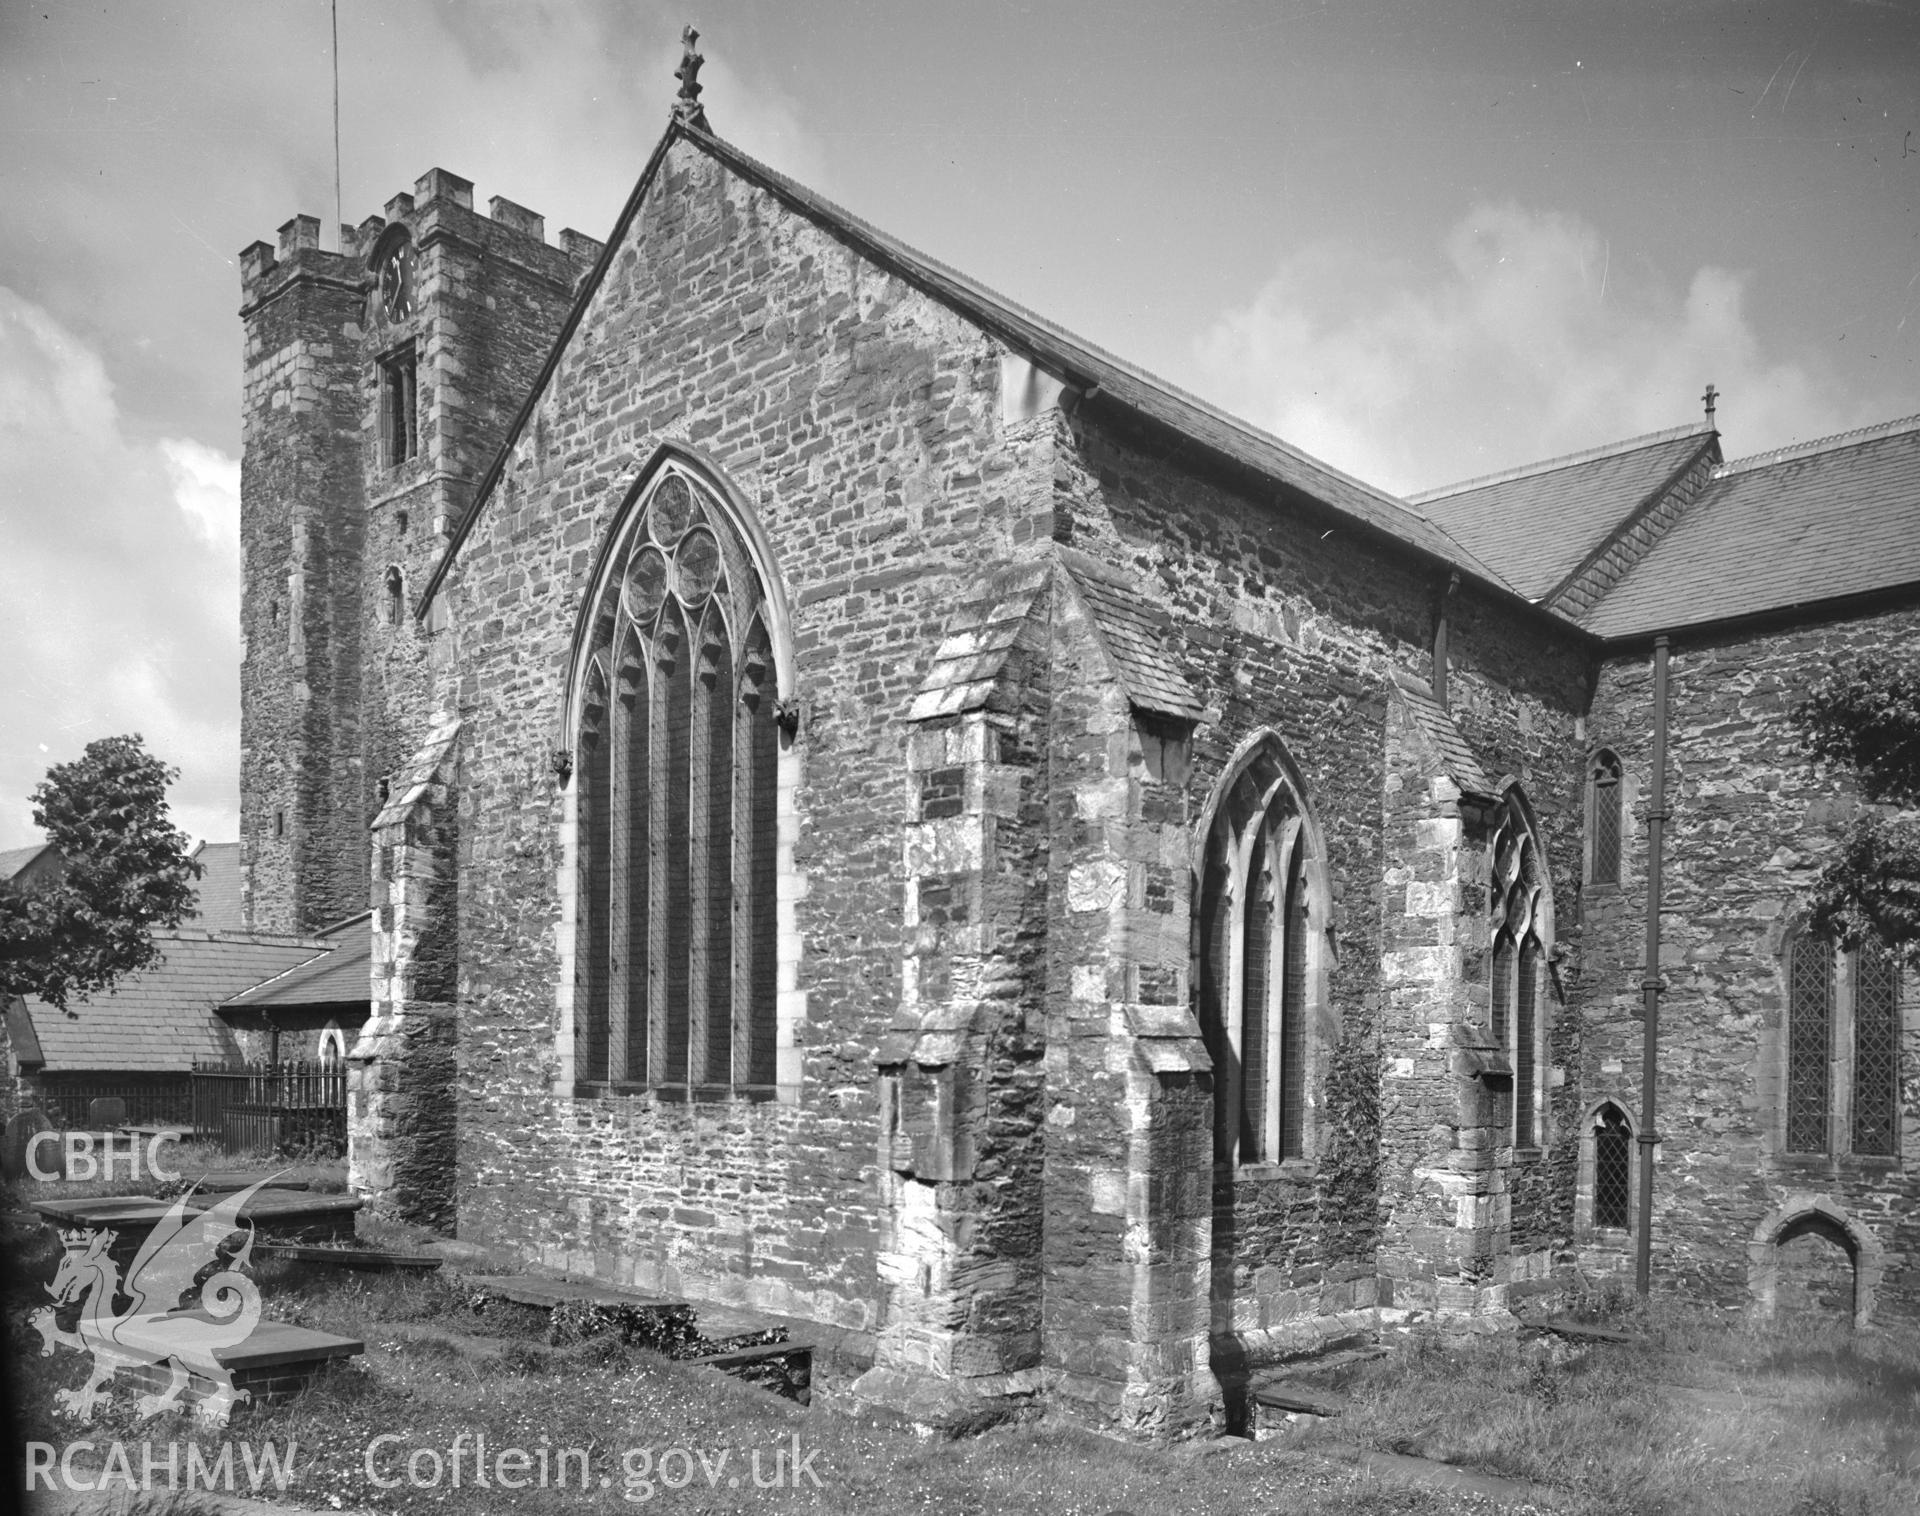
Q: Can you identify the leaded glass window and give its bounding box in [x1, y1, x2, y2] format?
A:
[1279, 846, 1309, 1162]
[1589, 750, 1622, 885]
[1784, 933, 1903, 1160]
[574, 464, 784, 1095]
[1786, 934, 1834, 1155]
[1196, 736, 1323, 1167]
[1489, 790, 1551, 1151]
[1852, 941, 1900, 1158]
[1593, 1105, 1632, 1231]
[1516, 936, 1542, 1149]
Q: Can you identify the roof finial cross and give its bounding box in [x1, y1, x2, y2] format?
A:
[674, 25, 709, 130]
[1702, 382, 1718, 428]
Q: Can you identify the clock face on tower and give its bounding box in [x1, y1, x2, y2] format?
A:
[376, 240, 414, 322]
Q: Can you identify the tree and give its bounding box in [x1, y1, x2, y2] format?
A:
[0, 735, 202, 1012]
[1792, 656, 1920, 969]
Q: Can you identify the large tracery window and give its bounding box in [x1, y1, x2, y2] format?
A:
[1197, 735, 1326, 1168]
[572, 462, 786, 1097]
[1490, 790, 1552, 1151]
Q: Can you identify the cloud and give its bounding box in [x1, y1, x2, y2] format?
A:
[1193, 202, 1893, 496]
[0, 2, 835, 453]
[162, 439, 241, 561]
[0, 287, 239, 850]
[0, 4, 831, 858]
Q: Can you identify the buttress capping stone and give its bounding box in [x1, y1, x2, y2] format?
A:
[1388, 669, 1495, 803]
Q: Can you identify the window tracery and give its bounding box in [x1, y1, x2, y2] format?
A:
[571, 463, 785, 1096]
[1196, 735, 1326, 1167]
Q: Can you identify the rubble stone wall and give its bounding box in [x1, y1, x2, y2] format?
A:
[1583, 605, 1920, 1318]
[1046, 417, 1591, 1347]
[434, 139, 1060, 1341]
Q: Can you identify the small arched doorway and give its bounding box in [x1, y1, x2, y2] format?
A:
[1776, 1213, 1857, 1319]
[1748, 1196, 1882, 1328]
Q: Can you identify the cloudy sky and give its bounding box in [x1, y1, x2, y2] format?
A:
[2, 0, 1917, 850]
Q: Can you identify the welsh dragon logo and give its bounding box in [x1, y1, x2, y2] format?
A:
[31, 1178, 271, 1426]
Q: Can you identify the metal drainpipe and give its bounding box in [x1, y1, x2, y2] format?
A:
[1636, 634, 1671, 1297]
[1433, 571, 1459, 708]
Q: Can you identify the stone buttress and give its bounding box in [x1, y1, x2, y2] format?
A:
[859, 550, 1215, 1437]
[1375, 673, 1516, 1315]
[350, 717, 461, 1227]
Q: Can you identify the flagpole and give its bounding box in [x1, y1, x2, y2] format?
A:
[331, 0, 343, 250]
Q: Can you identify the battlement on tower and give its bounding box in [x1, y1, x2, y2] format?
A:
[239, 169, 603, 307]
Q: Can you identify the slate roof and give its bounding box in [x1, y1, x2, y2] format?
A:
[17, 930, 327, 1072]
[0, 842, 51, 882]
[187, 841, 243, 931]
[375, 718, 462, 830]
[907, 561, 1052, 722]
[422, 119, 1522, 617]
[3, 841, 240, 927]
[1057, 550, 1206, 722]
[223, 914, 371, 1011]
[1410, 426, 1715, 603]
[1580, 415, 1920, 639]
[1390, 671, 1496, 800]
[907, 553, 1205, 725]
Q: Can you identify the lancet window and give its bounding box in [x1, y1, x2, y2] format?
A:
[1490, 790, 1551, 1150]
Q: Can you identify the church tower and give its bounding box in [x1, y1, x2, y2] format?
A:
[237, 172, 598, 932]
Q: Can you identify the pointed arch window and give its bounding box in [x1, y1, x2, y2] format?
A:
[1490, 790, 1552, 1151]
[1197, 737, 1326, 1168]
[572, 462, 787, 1097]
[1592, 1104, 1633, 1231]
[1587, 749, 1622, 886]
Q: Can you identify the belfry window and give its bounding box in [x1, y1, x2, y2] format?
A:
[1490, 789, 1552, 1150]
[379, 344, 418, 467]
[1786, 932, 1901, 1158]
[572, 463, 786, 1097]
[1196, 735, 1325, 1167]
[1588, 749, 1622, 886]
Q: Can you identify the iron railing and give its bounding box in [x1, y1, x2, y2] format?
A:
[190, 1059, 347, 1157]
[32, 1075, 192, 1130]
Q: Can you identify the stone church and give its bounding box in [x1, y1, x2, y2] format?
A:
[234, 53, 1920, 1436]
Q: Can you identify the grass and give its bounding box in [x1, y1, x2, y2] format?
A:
[1292, 1290, 1920, 1516]
[10, 1173, 1919, 1514]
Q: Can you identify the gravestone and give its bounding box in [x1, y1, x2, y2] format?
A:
[2, 1106, 56, 1181]
[87, 1095, 128, 1128]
